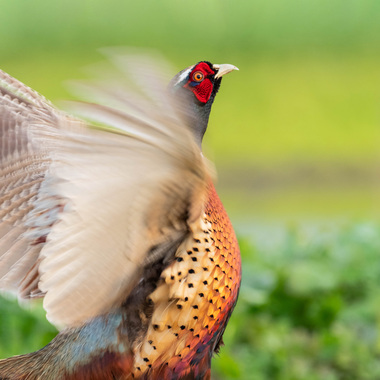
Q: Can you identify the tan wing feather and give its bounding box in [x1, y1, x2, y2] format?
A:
[0, 52, 210, 328]
[0, 80, 55, 294]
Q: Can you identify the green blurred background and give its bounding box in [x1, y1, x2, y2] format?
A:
[0, 1, 379, 379]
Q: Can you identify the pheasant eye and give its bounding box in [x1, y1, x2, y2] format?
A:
[192, 71, 204, 82]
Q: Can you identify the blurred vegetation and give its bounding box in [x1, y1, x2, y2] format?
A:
[1, 0, 378, 218]
[214, 224, 380, 379]
[0, 1, 379, 379]
[1, 0, 378, 166]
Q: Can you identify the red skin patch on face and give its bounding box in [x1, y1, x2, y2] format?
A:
[184, 62, 216, 103]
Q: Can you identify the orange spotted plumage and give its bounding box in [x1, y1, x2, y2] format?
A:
[133, 183, 241, 379]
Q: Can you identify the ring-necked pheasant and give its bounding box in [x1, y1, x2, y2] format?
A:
[0, 52, 241, 379]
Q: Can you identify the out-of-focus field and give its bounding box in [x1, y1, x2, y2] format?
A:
[0, 1, 379, 379]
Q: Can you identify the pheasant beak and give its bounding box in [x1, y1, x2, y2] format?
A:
[213, 64, 239, 79]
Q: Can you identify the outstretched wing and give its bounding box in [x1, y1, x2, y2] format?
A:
[0, 51, 210, 328]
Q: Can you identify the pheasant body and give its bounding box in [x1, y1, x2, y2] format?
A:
[0, 56, 240, 379]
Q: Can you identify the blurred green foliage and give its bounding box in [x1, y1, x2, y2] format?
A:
[1, 0, 378, 219]
[1, 0, 379, 59]
[213, 223, 380, 379]
[0, 0, 378, 167]
[0, 297, 56, 358]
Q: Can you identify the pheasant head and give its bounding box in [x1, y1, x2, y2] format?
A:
[170, 61, 238, 146]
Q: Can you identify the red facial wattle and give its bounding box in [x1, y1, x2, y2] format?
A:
[184, 62, 216, 104]
[189, 78, 213, 103]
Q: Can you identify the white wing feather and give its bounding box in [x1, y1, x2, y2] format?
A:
[0, 52, 210, 328]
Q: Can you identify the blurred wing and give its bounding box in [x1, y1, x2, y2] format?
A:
[0, 52, 210, 328]
[0, 71, 56, 297]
